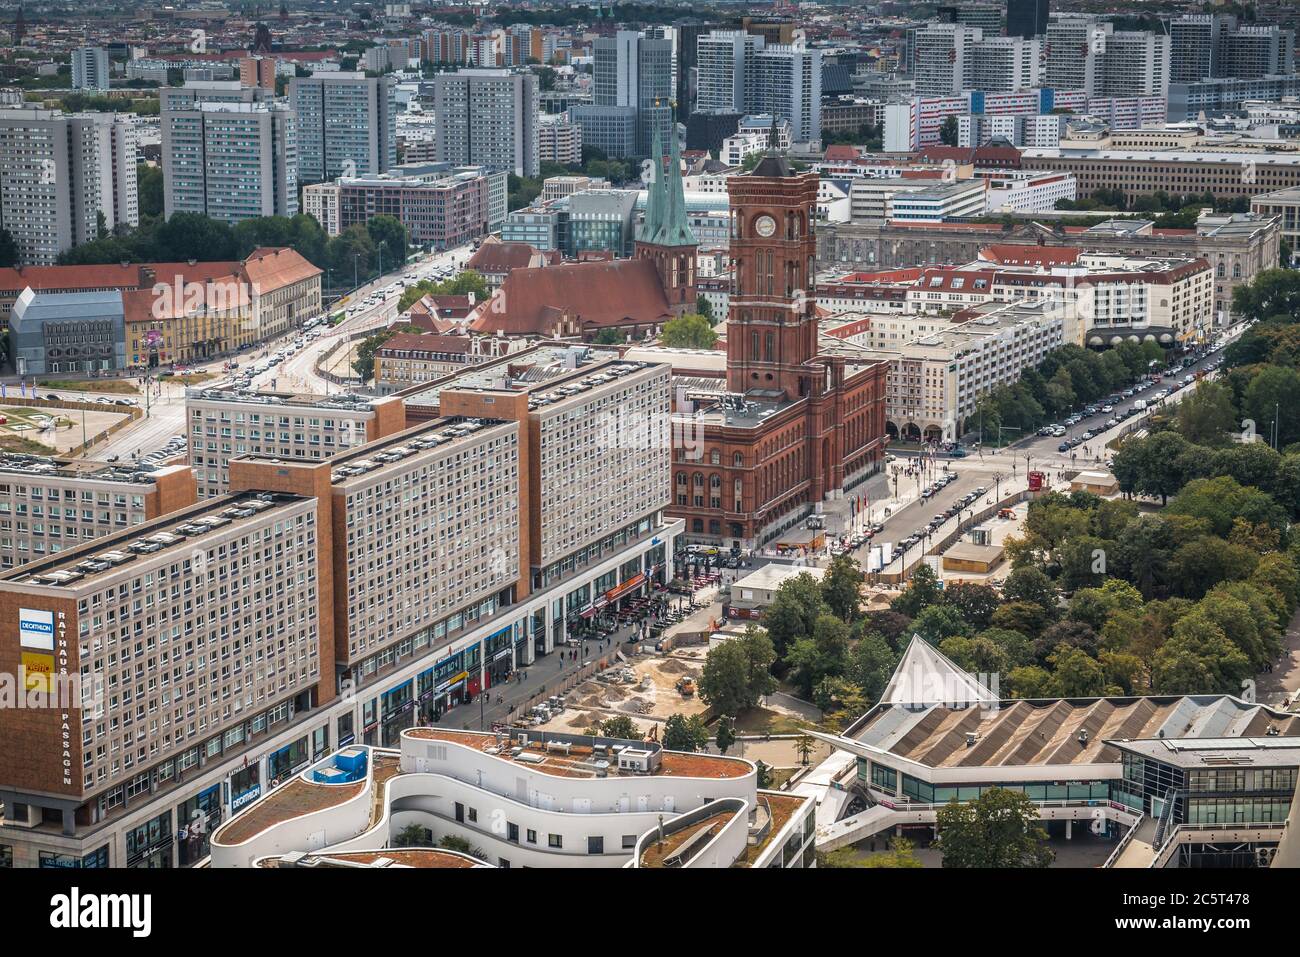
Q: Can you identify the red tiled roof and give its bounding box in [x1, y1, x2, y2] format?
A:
[240, 247, 322, 292]
[377, 332, 473, 356]
[466, 239, 547, 275]
[469, 259, 672, 336]
[823, 144, 862, 162]
[979, 244, 1081, 266]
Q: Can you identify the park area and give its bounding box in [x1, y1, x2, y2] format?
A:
[0, 405, 130, 454]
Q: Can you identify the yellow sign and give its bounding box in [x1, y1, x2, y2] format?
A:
[21, 652, 54, 693]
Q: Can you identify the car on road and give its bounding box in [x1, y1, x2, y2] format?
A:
[1101, 405, 1113, 414]
[1058, 441, 1071, 452]
[45, 393, 61, 401]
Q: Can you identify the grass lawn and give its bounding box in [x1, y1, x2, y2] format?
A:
[730, 707, 810, 736]
[0, 434, 51, 454]
[39, 379, 139, 396]
[159, 371, 217, 384]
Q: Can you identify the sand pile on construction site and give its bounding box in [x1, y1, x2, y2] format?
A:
[603, 685, 627, 700]
[570, 712, 604, 729]
[658, 659, 690, 675]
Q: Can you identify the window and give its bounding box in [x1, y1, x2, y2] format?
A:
[467, 807, 477, 823]
[526, 829, 537, 844]
[622, 834, 637, 849]
[548, 834, 563, 849]
[587, 836, 604, 855]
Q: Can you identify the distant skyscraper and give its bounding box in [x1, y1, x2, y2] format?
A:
[590, 30, 673, 158]
[161, 82, 297, 223]
[0, 107, 138, 264]
[71, 47, 109, 91]
[290, 72, 397, 182]
[1006, 0, 1048, 39]
[432, 69, 538, 176]
[695, 30, 822, 145]
[1170, 14, 1295, 82]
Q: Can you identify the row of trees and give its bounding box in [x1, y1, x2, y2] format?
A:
[975, 340, 1168, 445]
[57, 205, 410, 295]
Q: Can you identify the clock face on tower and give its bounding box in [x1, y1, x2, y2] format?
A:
[754, 214, 776, 238]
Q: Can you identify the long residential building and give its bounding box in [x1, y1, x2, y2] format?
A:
[0, 108, 139, 266]
[303, 167, 506, 249]
[0, 344, 681, 868]
[432, 69, 539, 177]
[0, 454, 197, 570]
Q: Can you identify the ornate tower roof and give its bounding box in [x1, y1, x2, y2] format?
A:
[637, 131, 697, 249]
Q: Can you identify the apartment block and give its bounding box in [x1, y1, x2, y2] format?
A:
[0, 455, 197, 570]
[432, 69, 538, 176]
[0, 108, 139, 266]
[185, 388, 407, 499]
[537, 115, 582, 166]
[289, 73, 397, 182]
[71, 47, 109, 92]
[161, 83, 297, 223]
[0, 346, 682, 868]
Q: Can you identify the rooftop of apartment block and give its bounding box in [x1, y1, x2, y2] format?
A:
[0, 452, 187, 487]
[256, 848, 486, 868]
[0, 490, 309, 590]
[406, 728, 752, 780]
[186, 384, 383, 414]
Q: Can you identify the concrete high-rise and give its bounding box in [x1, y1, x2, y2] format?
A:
[432, 69, 538, 176]
[694, 31, 823, 144]
[590, 30, 674, 158]
[290, 73, 397, 183]
[71, 46, 109, 91]
[0, 108, 138, 265]
[1006, 0, 1048, 39]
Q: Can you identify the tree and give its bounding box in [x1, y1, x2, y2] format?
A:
[891, 563, 943, 618]
[1150, 614, 1251, 694]
[794, 732, 816, 766]
[662, 713, 709, 752]
[715, 715, 736, 754]
[935, 787, 1055, 868]
[821, 552, 863, 621]
[393, 822, 432, 846]
[599, 715, 637, 739]
[1001, 566, 1058, 618]
[938, 115, 959, 146]
[845, 632, 898, 702]
[1046, 644, 1108, 697]
[1231, 267, 1300, 323]
[821, 837, 922, 868]
[437, 834, 489, 860]
[695, 294, 714, 323]
[763, 573, 828, 656]
[592, 327, 625, 345]
[943, 583, 1000, 630]
[0, 228, 16, 268]
[911, 604, 972, 645]
[1243, 365, 1300, 450]
[787, 613, 850, 697]
[133, 163, 164, 220]
[698, 629, 776, 716]
[352, 323, 417, 380]
[660, 313, 718, 349]
[365, 214, 408, 271]
[1177, 380, 1236, 446]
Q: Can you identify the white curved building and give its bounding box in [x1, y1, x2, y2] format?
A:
[209, 729, 815, 869]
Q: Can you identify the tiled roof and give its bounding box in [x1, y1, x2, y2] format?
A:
[240, 247, 322, 292]
[469, 259, 672, 336]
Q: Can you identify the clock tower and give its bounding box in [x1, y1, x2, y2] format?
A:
[725, 156, 820, 399]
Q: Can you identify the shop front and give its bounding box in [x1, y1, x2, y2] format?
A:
[227, 763, 261, 819]
[426, 649, 470, 720]
[484, 626, 513, 688]
[266, 736, 310, 789]
[126, 810, 174, 869]
[178, 784, 224, 867]
[381, 680, 416, 747]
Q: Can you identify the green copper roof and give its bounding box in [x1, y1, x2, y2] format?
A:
[638, 131, 697, 248]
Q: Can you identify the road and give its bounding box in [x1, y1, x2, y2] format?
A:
[850, 325, 1246, 575]
[90, 242, 475, 462]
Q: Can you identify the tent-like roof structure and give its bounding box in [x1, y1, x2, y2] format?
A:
[879, 635, 999, 708]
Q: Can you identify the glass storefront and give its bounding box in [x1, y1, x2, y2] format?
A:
[381, 681, 416, 747]
[177, 785, 223, 867]
[267, 736, 309, 785]
[229, 764, 262, 818]
[126, 810, 174, 869]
